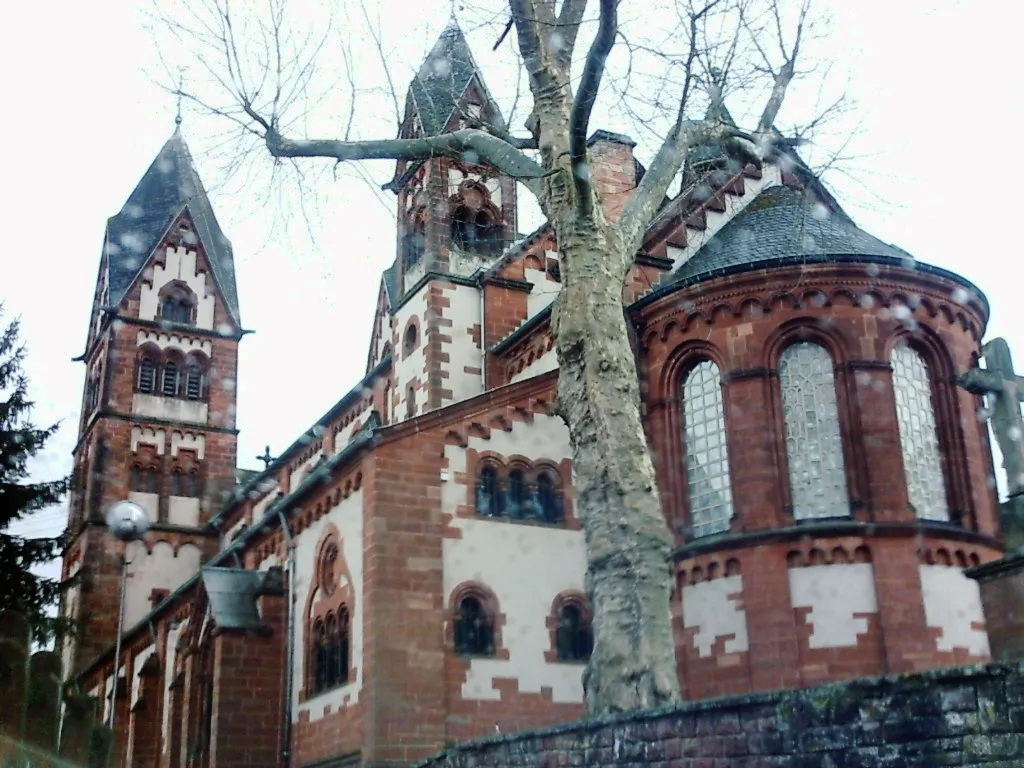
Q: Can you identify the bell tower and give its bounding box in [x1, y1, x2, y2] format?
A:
[61, 128, 245, 677]
[390, 20, 518, 297]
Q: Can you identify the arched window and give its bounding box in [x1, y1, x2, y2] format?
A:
[892, 342, 949, 521]
[170, 468, 184, 496]
[161, 359, 180, 397]
[160, 287, 194, 325]
[184, 361, 205, 401]
[185, 470, 201, 498]
[312, 619, 329, 693]
[555, 603, 593, 662]
[507, 468, 527, 518]
[454, 596, 494, 656]
[137, 357, 157, 394]
[682, 360, 734, 537]
[403, 323, 419, 356]
[402, 219, 426, 269]
[475, 464, 504, 517]
[335, 606, 351, 685]
[143, 467, 157, 494]
[779, 342, 849, 520]
[536, 472, 562, 523]
[130, 465, 144, 492]
[406, 384, 417, 419]
[451, 206, 503, 256]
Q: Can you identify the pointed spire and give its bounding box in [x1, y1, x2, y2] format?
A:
[407, 18, 501, 137]
[102, 130, 241, 324]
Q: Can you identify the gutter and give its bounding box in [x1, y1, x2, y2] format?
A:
[212, 356, 392, 529]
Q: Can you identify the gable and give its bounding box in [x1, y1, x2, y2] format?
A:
[104, 130, 241, 325]
[119, 209, 239, 334]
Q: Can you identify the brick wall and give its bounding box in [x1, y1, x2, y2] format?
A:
[971, 553, 1024, 663]
[417, 662, 1024, 767]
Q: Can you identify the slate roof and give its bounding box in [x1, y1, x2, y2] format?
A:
[409, 21, 498, 137]
[668, 184, 913, 286]
[102, 128, 241, 324]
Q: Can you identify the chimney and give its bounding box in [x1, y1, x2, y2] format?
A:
[586, 130, 640, 224]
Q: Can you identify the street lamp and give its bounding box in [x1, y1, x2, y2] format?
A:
[104, 500, 149, 744]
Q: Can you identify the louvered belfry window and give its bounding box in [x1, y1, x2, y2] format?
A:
[185, 364, 204, 400]
[779, 343, 850, 520]
[161, 360, 179, 397]
[138, 358, 157, 393]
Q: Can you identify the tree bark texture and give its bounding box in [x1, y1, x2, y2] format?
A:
[551, 215, 681, 714]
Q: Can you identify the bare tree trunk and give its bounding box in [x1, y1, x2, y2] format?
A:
[552, 217, 680, 714]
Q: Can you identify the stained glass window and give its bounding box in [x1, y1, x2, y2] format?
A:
[682, 361, 734, 537]
[779, 343, 850, 519]
[892, 343, 949, 521]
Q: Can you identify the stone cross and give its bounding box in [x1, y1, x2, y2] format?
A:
[958, 338, 1024, 497]
[256, 445, 276, 470]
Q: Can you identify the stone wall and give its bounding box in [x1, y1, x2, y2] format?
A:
[417, 662, 1024, 767]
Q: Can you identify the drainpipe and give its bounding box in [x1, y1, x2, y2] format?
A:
[480, 278, 488, 391]
[276, 509, 297, 768]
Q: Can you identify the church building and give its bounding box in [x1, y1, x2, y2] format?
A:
[58, 20, 1005, 768]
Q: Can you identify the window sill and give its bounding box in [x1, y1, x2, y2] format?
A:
[473, 513, 566, 529]
[301, 680, 354, 704]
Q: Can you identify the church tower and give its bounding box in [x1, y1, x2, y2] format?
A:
[61, 128, 244, 676]
[391, 21, 518, 296]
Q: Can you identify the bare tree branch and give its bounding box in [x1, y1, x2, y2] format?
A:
[570, 0, 617, 218]
[264, 127, 546, 181]
[756, 0, 808, 132]
[555, 0, 588, 68]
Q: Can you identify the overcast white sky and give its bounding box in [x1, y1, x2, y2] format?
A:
[3, 0, 1021, 562]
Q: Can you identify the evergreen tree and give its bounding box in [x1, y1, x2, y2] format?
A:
[0, 304, 70, 641]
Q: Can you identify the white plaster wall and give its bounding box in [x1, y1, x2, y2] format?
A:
[161, 619, 186, 753]
[442, 414, 585, 703]
[129, 491, 160, 523]
[251, 483, 280, 520]
[131, 426, 167, 455]
[788, 564, 879, 649]
[224, 517, 248, 545]
[170, 431, 206, 459]
[332, 405, 370, 453]
[441, 283, 482, 406]
[60, 563, 82, 681]
[292, 489, 364, 722]
[681, 575, 749, 658]
[139, 246, 216, 330]
[133, 393, 208, 424]
[510, 346, 559, 384]
[669, 164, 783, 271]
[289, 450, 324, 490]
[525, 260, 560, 319]
[131, 644, 156, 707]
[167, 496, 200, 527]
[919, 564, 990, 656]
[136, 330, 212, 356]
[394, 285, 427, 420]
[123, 541, 202, 629]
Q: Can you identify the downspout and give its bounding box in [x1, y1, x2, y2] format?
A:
[276, 509, 297, 768]
[480, 277, 488, 391]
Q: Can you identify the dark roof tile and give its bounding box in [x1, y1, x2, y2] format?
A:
[668, 184, 912, 286]
[103, 128, 240, 324]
